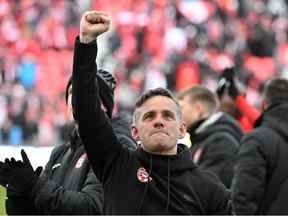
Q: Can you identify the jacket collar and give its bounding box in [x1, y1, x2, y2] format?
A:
[136, 144, 197, 176]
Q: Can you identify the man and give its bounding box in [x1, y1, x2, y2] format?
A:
[177, 85, 242, 188]
[71, 10, 230, 214]
[231, 78, 288, 215]
[0, 69, 136, 214]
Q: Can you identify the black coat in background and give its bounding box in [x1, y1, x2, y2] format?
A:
[232, 103, 288, 215]
[188, 112, 242, 188]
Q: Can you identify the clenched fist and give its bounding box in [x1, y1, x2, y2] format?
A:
[80, 11, 110, 44]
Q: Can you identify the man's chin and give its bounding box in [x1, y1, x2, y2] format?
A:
[145, 141, 176, 155]
[153, 137, 168, 145]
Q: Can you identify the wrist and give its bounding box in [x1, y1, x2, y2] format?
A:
[79, 34, 97, 44]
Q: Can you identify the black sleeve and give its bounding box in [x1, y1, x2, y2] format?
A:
[32, 168, 103, 215]
[6, 189, 39, 215]
[72, 37, 123, 182]
[196, 171, 231, 215]
[199, 133, 239, 188]
[209, 184, 231, 215]
[231, 133, 267, 215]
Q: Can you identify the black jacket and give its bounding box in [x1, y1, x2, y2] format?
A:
[188, 112, 242, 188]
[6, 129, 103, 215]
[72, 38, 230, 215]
[231, 103, 288, 215]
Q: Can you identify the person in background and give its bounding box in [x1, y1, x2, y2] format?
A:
[177, 85, 242, 188]
[231, 78, 288, 214]
[216, 67, 261, 133]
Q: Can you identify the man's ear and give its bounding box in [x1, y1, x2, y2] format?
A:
[178, 121, 187, 139]
[131, 125, 140, 141]
[195, 101, 208, 120]
[195, 102, 204, 114]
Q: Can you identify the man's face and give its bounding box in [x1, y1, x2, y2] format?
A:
[132, 96, 186, 155]
[178, 95, 201, 127]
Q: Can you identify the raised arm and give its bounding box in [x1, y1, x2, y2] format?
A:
[72, 11, 123, 181]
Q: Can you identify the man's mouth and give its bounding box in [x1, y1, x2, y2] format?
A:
[151, 131, 168, 136]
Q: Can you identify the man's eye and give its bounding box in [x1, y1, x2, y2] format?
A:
[143, 113, 154, 121]
[143, 115, 151, 120]
[163, 112, 175, 120]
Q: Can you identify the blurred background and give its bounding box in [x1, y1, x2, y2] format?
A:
[1, 0, 288, 151]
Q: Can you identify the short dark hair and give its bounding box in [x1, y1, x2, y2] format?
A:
[177, 85, 218, 114]
[263, 78, 288, 106]
[133, 87, 182, 124]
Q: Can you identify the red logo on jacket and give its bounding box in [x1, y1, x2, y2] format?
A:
[75, 153, 87, 168]
[193, 147, 203, 164]
[137, 167, 152, 183]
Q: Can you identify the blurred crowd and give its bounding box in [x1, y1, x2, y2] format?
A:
[1, 0, 288, 146]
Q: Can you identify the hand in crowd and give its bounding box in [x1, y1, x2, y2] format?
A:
[216, 67, 241, 99]
[80, 10, 111, 44]
[0, 161, 8, 187]
[229, 77, 241, 99]
[0, 150, 42, 193]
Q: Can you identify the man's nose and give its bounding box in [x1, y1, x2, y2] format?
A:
[153, 115, 164, 128]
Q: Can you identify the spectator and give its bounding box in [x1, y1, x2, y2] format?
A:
[231, 78, 288, 214]
[216, 67, 261, 132]
[177, 85, 242, 188]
